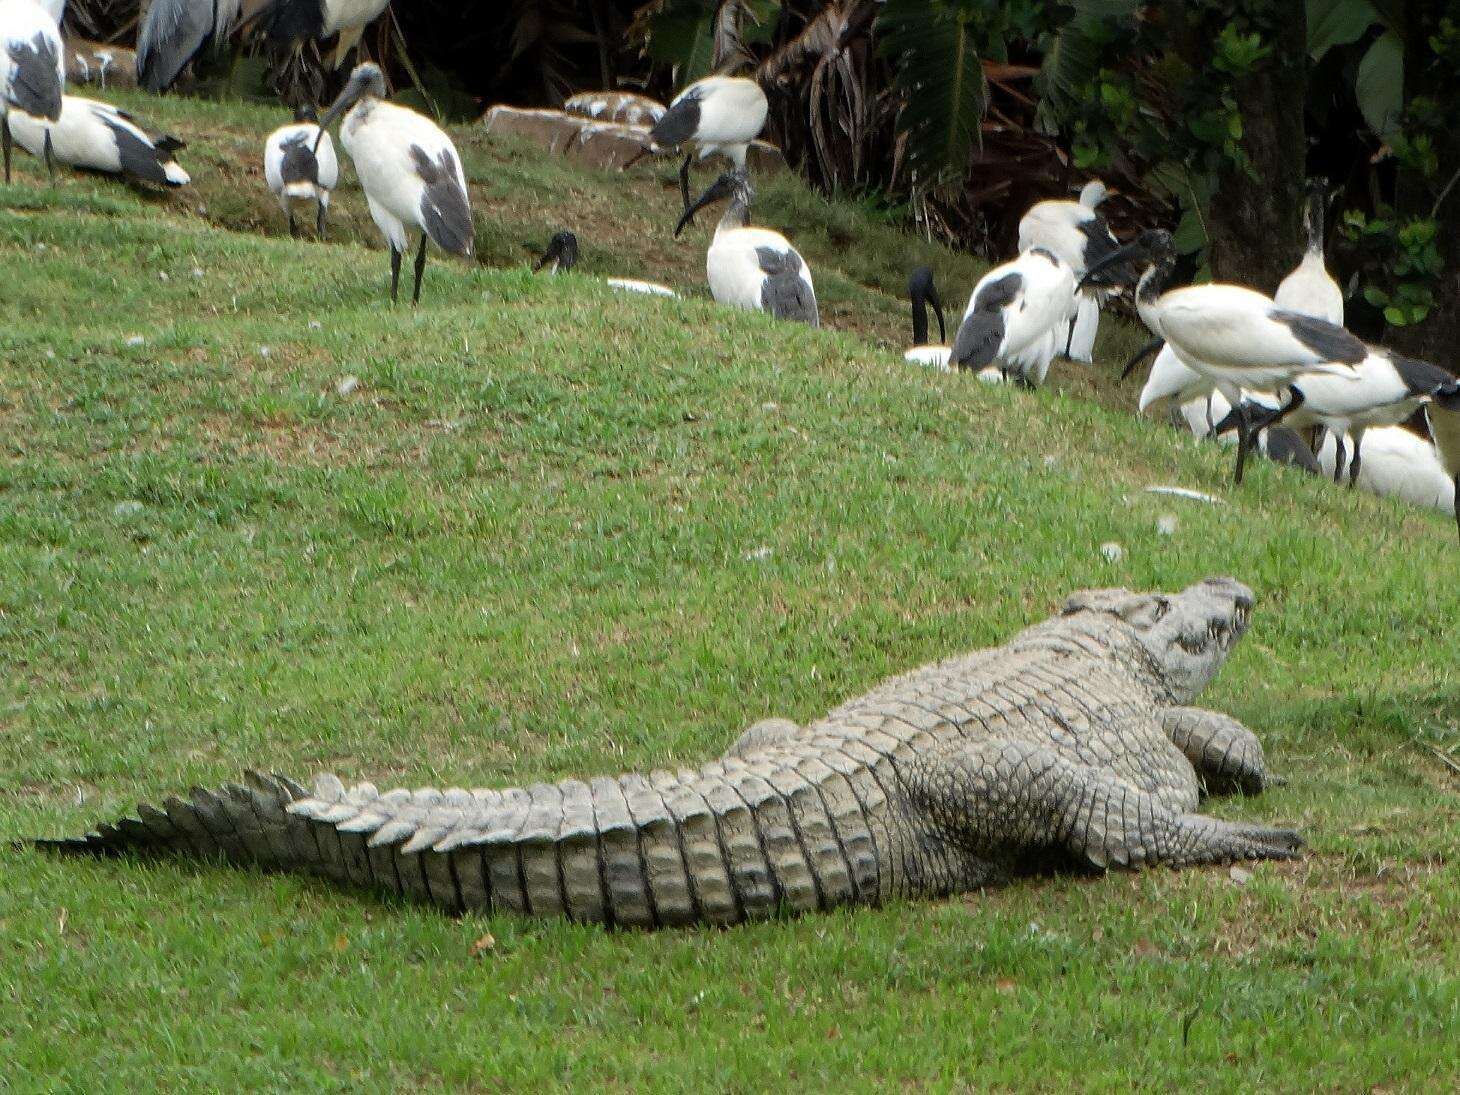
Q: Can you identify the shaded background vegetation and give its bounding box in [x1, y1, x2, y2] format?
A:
[63, 0, 1460, 359]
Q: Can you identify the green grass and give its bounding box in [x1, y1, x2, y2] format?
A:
[2, 90, 1458, 1091]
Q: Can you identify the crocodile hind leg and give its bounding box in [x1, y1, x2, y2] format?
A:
[723, 717, 800, 759]
[907, 739, 1302, 873]
[1160, 707, 1284, 795]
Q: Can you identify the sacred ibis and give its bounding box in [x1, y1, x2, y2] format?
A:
[1425, 395, 1460, 540]
[532, 229, 579, 274]
[904, 266, 951, 370]
[630, 75, 768, 223]
[1215, 348, 1459, 487]
[318, 62, 473, 304]
[951, 248, 1077, 387]
[1017, 179, 1120, 361]
[136, 0, 388, 93]
[1273, 180, 1342, 324]
[529, 229, 679, 297]
[1, 0, 63, 183]
[1316, 424, 1456, 517]
[1080, 228, 1367, 484]
[6, 96, 189, 186]
[265, 106, 337, 237]
[675, 169, 818, 327]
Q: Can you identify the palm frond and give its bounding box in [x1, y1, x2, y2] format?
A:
[877, 0, 989, 190]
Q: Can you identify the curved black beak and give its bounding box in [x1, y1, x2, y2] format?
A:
[315, 84, 360, 153]
[674, 186, 715, 238]
[1120, 337, 1165, 381]
[1076, 239, 1145, 294]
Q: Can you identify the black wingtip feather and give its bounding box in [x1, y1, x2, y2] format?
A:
[648, 92, 701, 149]
[410, 146, 475, 258]
[1271, 310, 1366, 365]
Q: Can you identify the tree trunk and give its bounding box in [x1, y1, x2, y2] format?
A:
[1385, 2, 1460, 367]
[1202, 6, 1309, 294]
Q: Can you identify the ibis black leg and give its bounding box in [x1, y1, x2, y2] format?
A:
[288, 210, 299, 239]
[1233, 401, 1254, 486]
[43, 129, 54, 184]
[3, 117, 11, 185]
[678, 152, 693, 214]
[411, 235, 428, 305]
[316, 200, 327, 239]
[389, 246, 402, 303]
[1332, 435, 1347, 484]
[1348, 431, 1364, 487]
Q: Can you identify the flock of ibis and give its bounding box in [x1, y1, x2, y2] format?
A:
[1, 0, 1456, 537]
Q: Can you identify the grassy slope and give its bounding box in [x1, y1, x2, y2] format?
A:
[1, 91, 1458, 1091]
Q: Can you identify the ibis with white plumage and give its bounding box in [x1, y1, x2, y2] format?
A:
[1080, 228, 1368, 484]
[1214, 348, 1459, 487]
[951, 248, 1077, 387]
[264, 105, 337, 236]
[1, 0, 63, 183]
[630, 75, 768, 223]
[1274, 180, 1343, 325]
[1017, 179, 1120, 362]
[675, 169, 817, 327]
[7, 95, 189, 186]
[317, 62, 473, 304]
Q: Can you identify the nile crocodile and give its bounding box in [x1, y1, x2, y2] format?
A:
[39, 576, 1300, 928]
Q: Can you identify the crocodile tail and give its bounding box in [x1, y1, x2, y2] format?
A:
[35, 771, 502, 914]
[38, 761, 877, 929]
[38, 769, 758, 926]
[36, 771, 318, 869]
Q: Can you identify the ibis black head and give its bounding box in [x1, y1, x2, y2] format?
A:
[533, 230, 580, 273]
[1077, 228, 1174, 293]
[1303, 178, 1328, 249]
[674, 170, 752, 238]
[318, 63, 387, 147]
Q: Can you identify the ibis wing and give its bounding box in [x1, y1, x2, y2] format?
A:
[649, 89, 701, 149]
[6, 29, 63, 120]
[755, 246, 818, 327]
[136, 0, 215, 92]
[409, 145, 474, 258]
[1158, 286, 1362, 369]
[100, 116, 175, 187]
[279, 132, 320, 187]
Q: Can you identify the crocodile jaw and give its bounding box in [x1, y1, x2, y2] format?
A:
[1062, 576, 1254, 703]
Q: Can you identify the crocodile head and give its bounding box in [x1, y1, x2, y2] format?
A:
[1060, 576, 1254, 702]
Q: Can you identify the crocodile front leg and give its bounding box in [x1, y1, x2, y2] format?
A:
[1160, 707, 1284, 795]
[907, 739, 1301, 872]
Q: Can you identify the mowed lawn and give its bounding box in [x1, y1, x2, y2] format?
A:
[1, 93, 1458, 1091]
